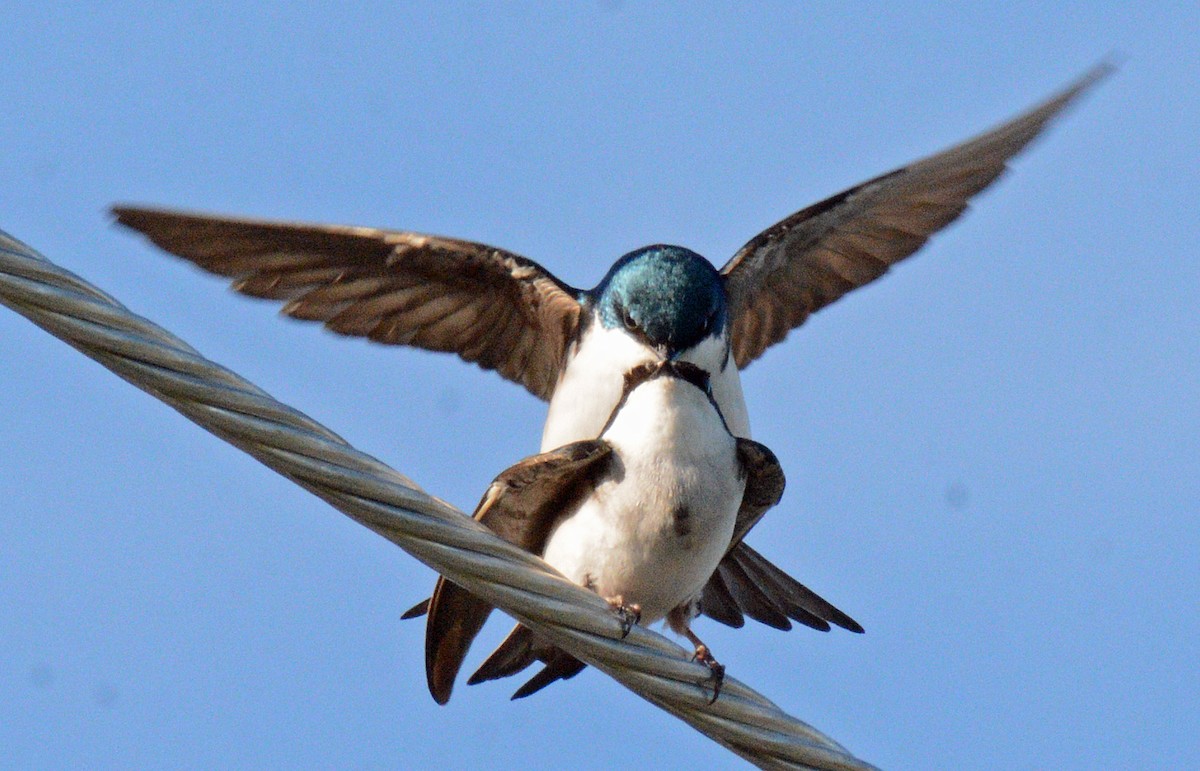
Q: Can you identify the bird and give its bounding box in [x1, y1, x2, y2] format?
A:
[111, 65, 1108, 455]
[407, 359, 837, 703]
[111, 65, 1108, 697]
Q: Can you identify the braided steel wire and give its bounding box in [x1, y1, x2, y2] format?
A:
[0, 229, 876, 771]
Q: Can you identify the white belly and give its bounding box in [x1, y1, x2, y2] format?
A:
[540, 375, 743, 624]
[541, 321, 750, 452]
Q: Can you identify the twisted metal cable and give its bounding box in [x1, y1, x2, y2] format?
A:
[0, 228, 877, 771]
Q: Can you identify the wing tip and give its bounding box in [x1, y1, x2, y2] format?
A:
[1044, 59, 1116, 118]
[508, 655, 587, 700]
[836, 615, 866, 635]
[429, 679, 453, 706]
[1076, 57, 1120, 91]
[109, 203, 150, 230]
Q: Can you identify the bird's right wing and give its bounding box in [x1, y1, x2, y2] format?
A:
[700, 439, 863, 634]
[721, 64, 1111, 368]
[113, 207, 583, 400]
[703, 542, 863, 634]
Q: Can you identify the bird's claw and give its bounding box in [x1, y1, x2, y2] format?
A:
[607, 598, 642, 639]
[692, 644, 725, 704]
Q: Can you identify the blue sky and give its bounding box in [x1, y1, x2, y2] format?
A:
[2, 4, 1197, 769]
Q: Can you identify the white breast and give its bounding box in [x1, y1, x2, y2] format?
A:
[540, 316, 750, 452]
[540, 375, 743, 624]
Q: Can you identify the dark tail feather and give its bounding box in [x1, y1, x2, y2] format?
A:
[511, 651, 587, 700]
[468, 624, 539, 685]
[425, 578, 495, 704]
[469, 623, 588, 699]
[401, 597, 430, 620]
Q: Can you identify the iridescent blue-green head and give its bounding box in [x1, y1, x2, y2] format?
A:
[593, 245, 727, 359]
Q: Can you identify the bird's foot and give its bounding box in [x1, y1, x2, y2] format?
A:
[692, 644, 726, 704]
[605, 596, 642, 639]
[684, 630, 725, 704]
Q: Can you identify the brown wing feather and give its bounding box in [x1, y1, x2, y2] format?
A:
[711, 558, 792, 630]
[698, 564, 745, 628]
[422, 440, 612, 703]
[467, 623, 586, 701]
[729, 439, 787, 548]
[112, 207, 582, 400]
[700, 438, 862, 633]
[425, 580, 495, 705]
[728, 542, 863, 634]
[721, 64, 1111, 368]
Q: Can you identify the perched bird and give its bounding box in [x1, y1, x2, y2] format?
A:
[112, 66, 1107, 697]
[408, 360, 838, 702]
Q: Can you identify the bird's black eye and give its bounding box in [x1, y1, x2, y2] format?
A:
[621, 306, 638, 330]
[700, 309, 717, 335]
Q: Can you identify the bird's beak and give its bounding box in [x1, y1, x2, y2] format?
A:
[658, 343, 679, 361]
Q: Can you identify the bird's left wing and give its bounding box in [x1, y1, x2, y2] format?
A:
[700, 439, 863, 634]
[720, 64, 1111, 368]
[112, 207, 582, 400]
[413, 440, 612, 704]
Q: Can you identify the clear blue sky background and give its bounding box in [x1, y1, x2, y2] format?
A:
[2, 4, 1196, 769]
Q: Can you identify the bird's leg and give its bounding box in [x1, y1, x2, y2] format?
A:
[604, 595, 642, 638]
[684, 628, 725, 704]
[666, 604, 726, 703]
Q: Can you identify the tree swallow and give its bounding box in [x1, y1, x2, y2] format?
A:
[406, 359, 842, 702]
[110, 67, 1106, 695]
